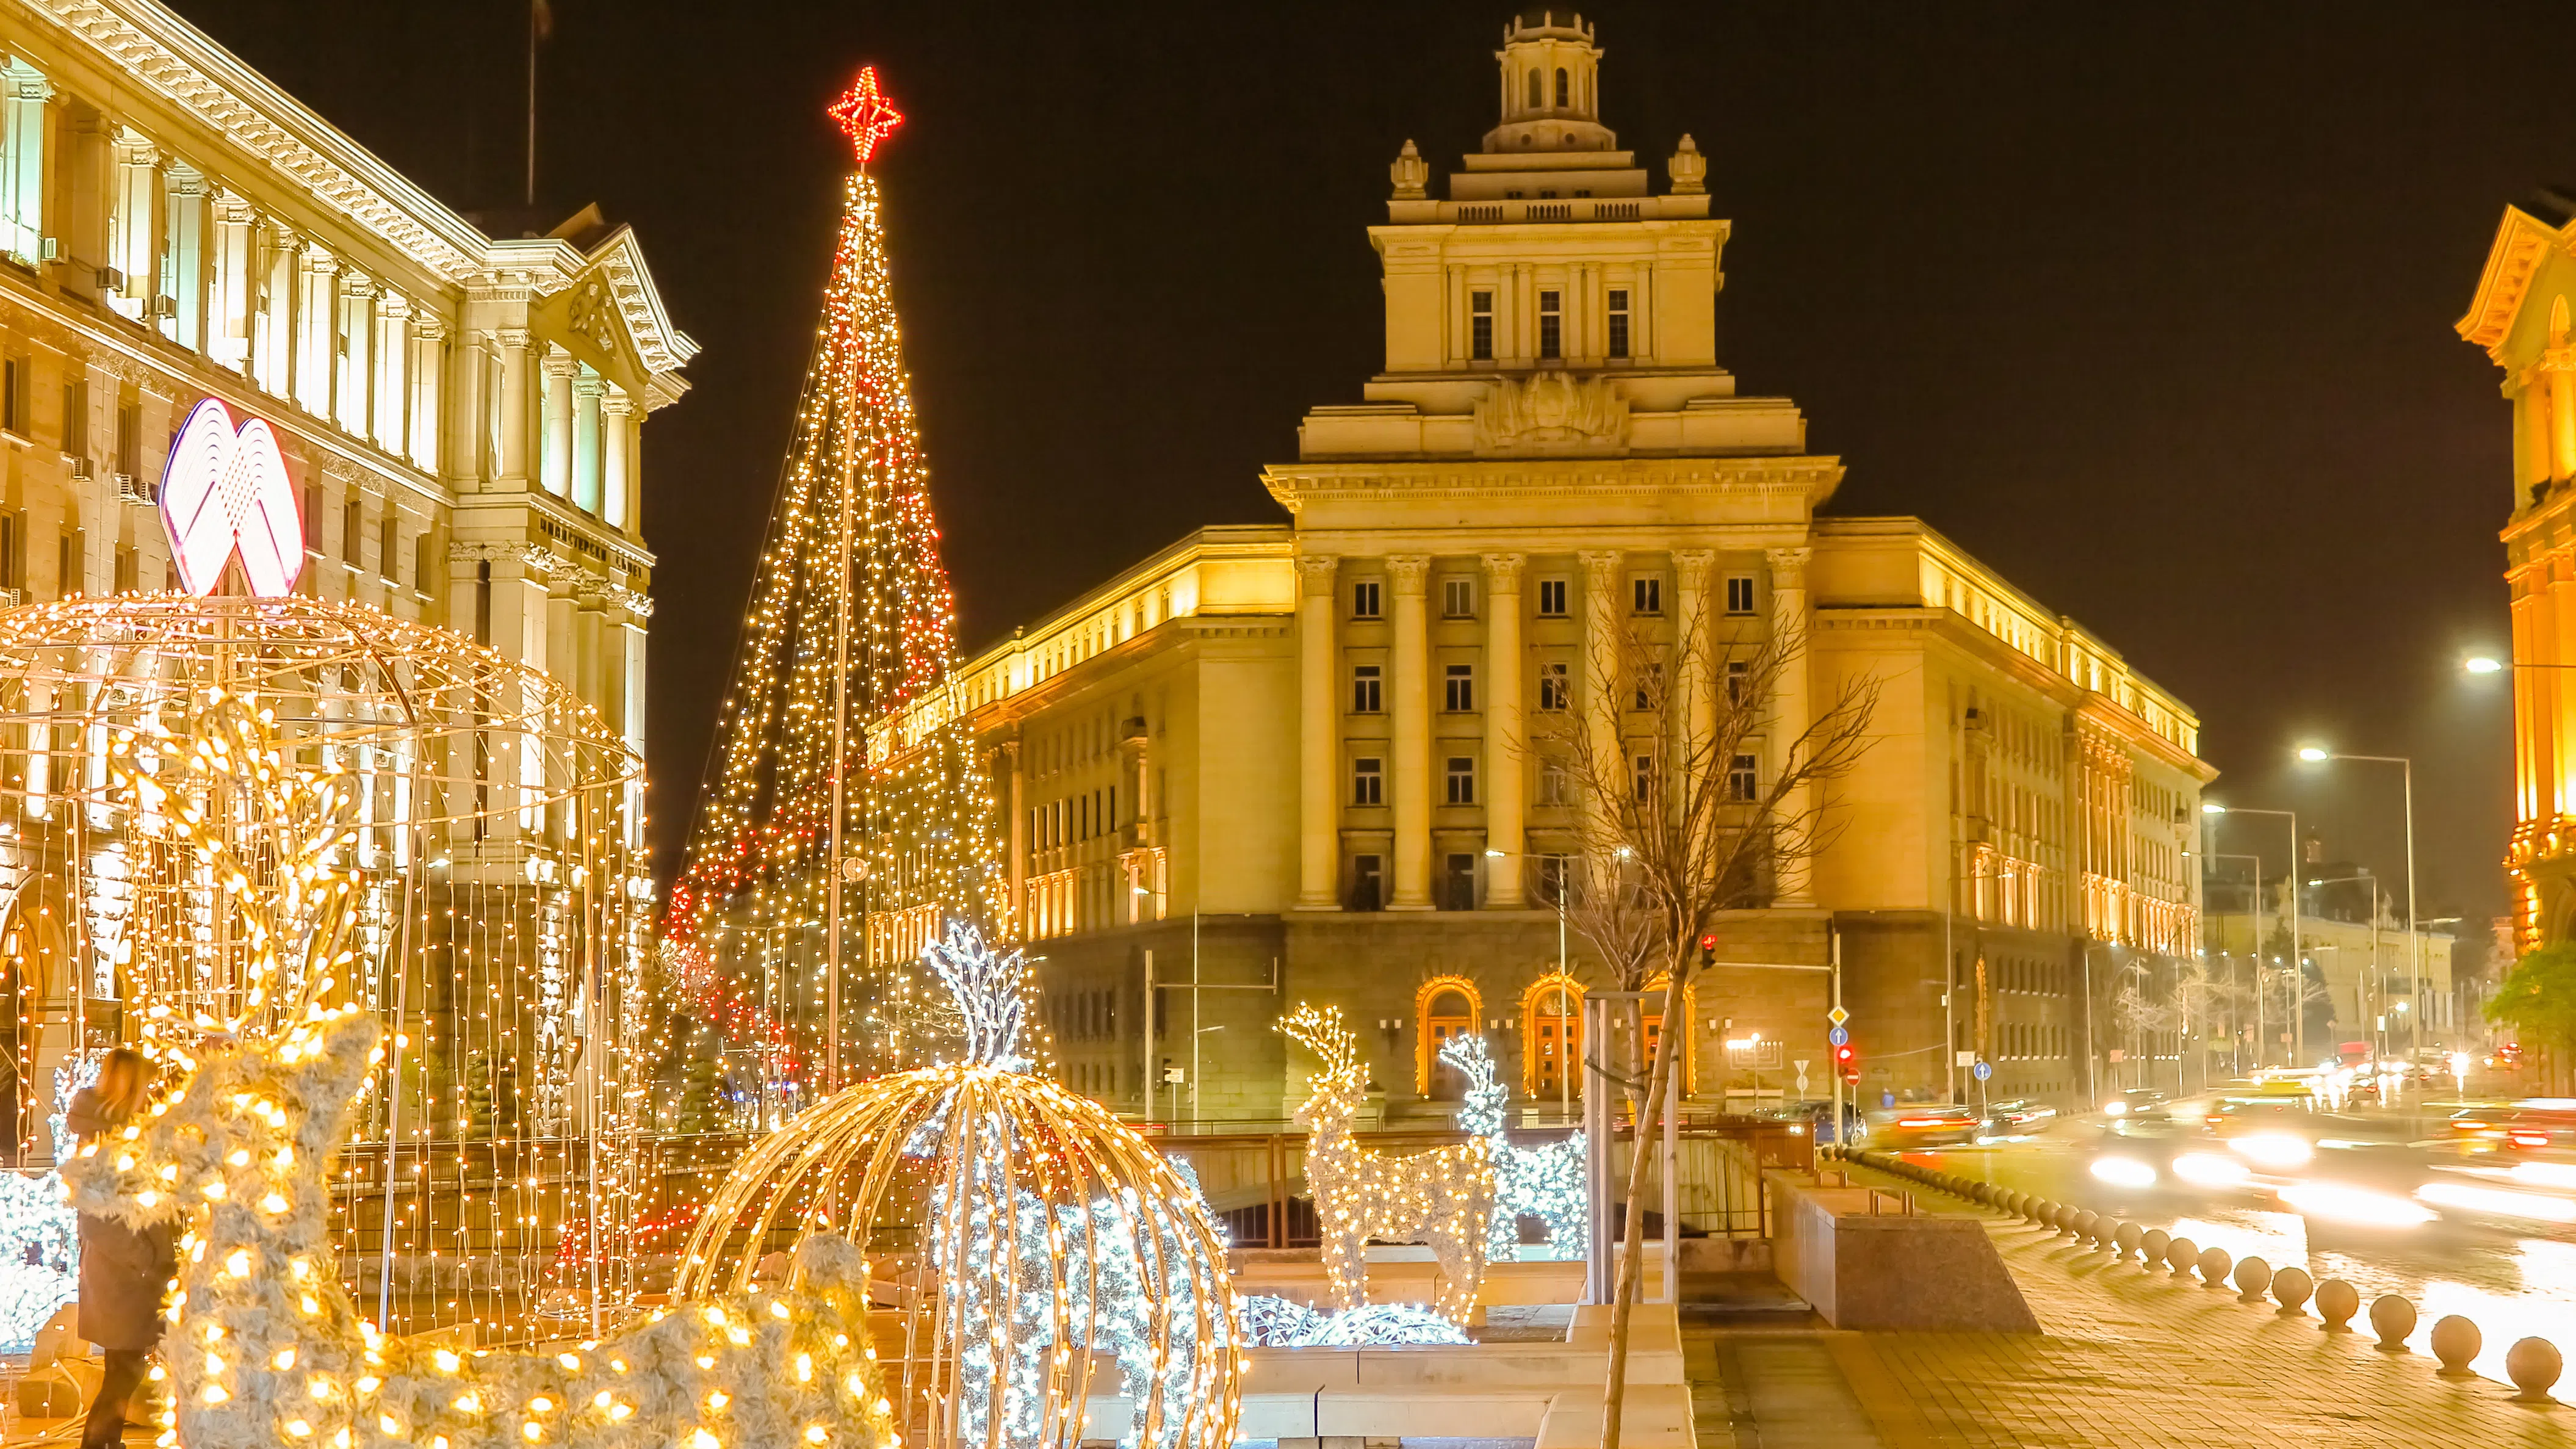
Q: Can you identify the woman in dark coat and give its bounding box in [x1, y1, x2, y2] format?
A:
[65, 1048, 174, 1449]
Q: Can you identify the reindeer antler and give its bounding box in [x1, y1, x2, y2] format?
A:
[112, 690, 367, 1040]
[1280, 1003, 1361, 1085]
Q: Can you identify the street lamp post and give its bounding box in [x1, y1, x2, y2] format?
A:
[2203, 803, 2301, 1065]
[2297, 749, 2417, 1068]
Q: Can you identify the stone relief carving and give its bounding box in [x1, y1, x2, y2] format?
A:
[1472, 371, 1630, 455]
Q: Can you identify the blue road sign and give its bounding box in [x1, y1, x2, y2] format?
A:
[1971, 1060, 1993, 1082]
[1827, 1025, 1850, 1047]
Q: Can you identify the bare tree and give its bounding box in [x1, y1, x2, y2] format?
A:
[1524, 598, 1877, 1449]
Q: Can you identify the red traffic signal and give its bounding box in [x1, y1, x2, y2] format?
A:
[1697, 931, 1717, 966]
[1833, 1042, 1856, 1066]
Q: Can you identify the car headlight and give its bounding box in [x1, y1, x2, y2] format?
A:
[2228, 1132, 2314, 1171]
[2171, 1152, 2252, 1189]
[2088, 1156, 2157, 1189]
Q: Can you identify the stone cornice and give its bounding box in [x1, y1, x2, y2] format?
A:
[1261, 455, 1842, 511]
[2460, 204, 2567, 361]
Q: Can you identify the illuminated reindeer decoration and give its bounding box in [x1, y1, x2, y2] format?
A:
[1280, 1004, 1492, 1323]
[1438, 1035, 1587, 1261]
[60, 693, 900, 1449]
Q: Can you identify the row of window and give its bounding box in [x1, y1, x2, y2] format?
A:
[1347, 573, 1758, 621]
[1347, 657, 1751, 715]
[1032, 786, 1119, 851]
[1470, 287, 1628, 362]
[1345, 751, 1758, 809]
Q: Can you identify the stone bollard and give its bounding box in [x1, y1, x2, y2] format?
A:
[2096, 1218, 2122, 1252]
[2315, 1278, 2360, 1332]
[2140, 1228, 2170, 1270]
[2196, 1245, 2232, 1289]
[2073, 1209, 2099, 1242]
[2430, 1316, 2481, 1378]
[2232, 1256, 2271, 1303]
[2369, 1294, 2417, 1352]
[2165, 1236, 2199, 1279]
[2271, 1265, 2314, 1316]
[2113, 1222, 2143, 1261]
[2509, 1338, 2563, 1404]
[2057, 1204, 2082, 1237]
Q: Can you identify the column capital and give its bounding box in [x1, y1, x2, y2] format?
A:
[1481, 551, 1526, 591]
[1385, 554, 1431, 593]
[498, 328, 533, 353]
[1576, 547, 1625, 576]
[573, 370, 605, 398]
[541, 347, 579, 378]
[299, 244, 338, 274]
[1764, 546, 1813, 590]
[1671, 548, 1716, 586]
[602, 386, 636, 417]
[410, 315, 447, 342]
[1295, 552, 1340, 594]
[340, 271, 377, 298]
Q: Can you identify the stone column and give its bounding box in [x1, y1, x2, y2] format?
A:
[375, 291, 408, 457]
[1388, 554, 1434, 911]
[1767, 546, 1816, 906]
[1578, 549, 1625, 818]
[602, 389, 634, 532]
[1294, 553, 1341, 910]
[297, 244, 338, 417]
[1672, 548, 1716, 784]
[2552, 355, 2576, 482]
[575, 590, 607, 714]
[338, 273, 374, 435]
[211, 192, 253, 369]
[572, 370, 604, 513]
[408, 317, 444, 476]
[541, 349, 576, 498]
[1482, 552, 1528, 906]
[496, 330, 533, 490]
[1003, 739, 1028, 932]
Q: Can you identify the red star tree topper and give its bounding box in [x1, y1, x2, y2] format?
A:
[829, 66, 905, 165]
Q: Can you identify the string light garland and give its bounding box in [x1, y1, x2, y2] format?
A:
[0, 594, 650, 1341]
[662, 63, 1002, 1122]
[1236, 1297, 1471, 1348]
[678, 925, 1242, 1449]
[1441, 1036, 1588, 1262]
[1280, 1005, 1493, 1323]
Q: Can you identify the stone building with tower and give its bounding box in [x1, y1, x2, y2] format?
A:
[922, 13, 2210, 1121]
[0, 0, 689, 1160]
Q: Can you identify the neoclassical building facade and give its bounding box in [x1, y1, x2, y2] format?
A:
[0, 0, 690, 1151]
[934, 15, 2208, 1120]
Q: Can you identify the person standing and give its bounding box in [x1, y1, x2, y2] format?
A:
[66, 1048, 173, 1449]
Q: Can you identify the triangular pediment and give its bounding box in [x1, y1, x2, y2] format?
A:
[2459, 204, 2571, 360]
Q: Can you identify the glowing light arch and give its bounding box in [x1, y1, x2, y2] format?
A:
[1413, 975, 1484, 1096]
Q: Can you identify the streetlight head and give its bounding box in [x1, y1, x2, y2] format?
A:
[2201, 802, 2227, 815]
[2296, 746, 2331, 762]
[2466, 656, 2505, 675]
[1484, 848, 1505, 858]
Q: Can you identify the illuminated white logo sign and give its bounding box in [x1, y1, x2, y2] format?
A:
[161, 397, 302, 598]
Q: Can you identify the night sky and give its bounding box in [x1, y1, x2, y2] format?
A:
[172, 1, 2569, 937]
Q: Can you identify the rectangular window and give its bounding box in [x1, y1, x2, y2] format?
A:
[1538, 660, 1570, 711]
[1538, 289, 1562, 360]
[1537, 577, 1568, 616]
[1446, 755, 1476, 805]
[113, 544, 135, 594]
[1533, 853, 1570, 907]
[0, 63, 45, 267]
[344, 497, 363, 564]
[1470, 290, 1493, 361]
[1, 355, 23, 435]
[1445, 663, 1474, 712]
[1440, 853, 1477, 912]
[1725, 659, 1750, 705]
[1352, 756, 1383, 806]
[1351, 664, 1382, 714]
[1352, 580, 1381, 619]
[1631, 574, 1662, 615]
[303, 483, 321, 551]
[416, 535, 436, 596]
[56, 532, 72, 599]
[1633, 661, 1663, 711]
[1728, 753, 1759, 801]
[1606, 287, 1631, 359]
[1539, 759, 1571, 806]
[1441, 577, 1474, 618]
[381, 517, 399, 583]
[1632, 753, 1654, 803]
[1350, 855, 1385, 912]
[60, 378, 84, 457]
[1725, 574, 1756, 615]
[115, 399, 137, 479]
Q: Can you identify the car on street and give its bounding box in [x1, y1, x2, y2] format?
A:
[1872, 1104, 1982, 1147]
[1983, 1099, 2057, 1136]
[2100, 1088, 2168, 1118]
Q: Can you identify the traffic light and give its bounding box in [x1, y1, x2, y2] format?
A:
[1697, 931, 1717, 967]
[1835, 1041, 1858, 1083]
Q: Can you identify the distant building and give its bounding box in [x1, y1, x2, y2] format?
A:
[923, 15, 2210, 1118]
[2201, 833, 2461, 1063]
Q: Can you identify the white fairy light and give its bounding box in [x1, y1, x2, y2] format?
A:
[1438, 1036, 1588, 1262]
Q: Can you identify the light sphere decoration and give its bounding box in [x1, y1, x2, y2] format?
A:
[0, 594, 652, 1340]
[677, 925, 1241, 1449]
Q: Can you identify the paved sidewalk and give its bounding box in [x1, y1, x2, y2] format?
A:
[1689, 1162, 2576, 1449]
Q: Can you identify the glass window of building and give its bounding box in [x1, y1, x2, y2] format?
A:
[1470, 291, 1494, 361]
[1351, 663, 1382, 713]
[1442, 577, 1474, 618]
[1446, 755, 1476, 804]
[1352, 756, 1383, 806]
[1631, 574, 1661, 615]
[1538, 290, 1562, 360]
[1537, 577, 1568, 616]
[1352, 579, 1381, 618]
[1607, 287, 1630, 359]
[1725, 574, 1756, 614]
[1445, 663, 1474, 711]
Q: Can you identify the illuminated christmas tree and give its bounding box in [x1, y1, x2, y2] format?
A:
[662, 67, 1002, 1113]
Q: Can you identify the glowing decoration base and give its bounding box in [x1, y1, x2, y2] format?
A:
[1444, 1035, 1588, 1262]
[679, 926, 1241, 1449]
[1282, 1004, 1494, 1323]
[0, 594, 649, 1339]
[1236, 1297, 1469, 1348]
[63, 1002, 898, 1449]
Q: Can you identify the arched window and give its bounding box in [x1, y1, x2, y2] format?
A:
[1527, 67, 1543, 109]
[1416, 975, 1484, 1097]
[1640, 974, 1699, 1095]
[1554, 68, 1570, 109]
[1522, 974, 1584, 1099]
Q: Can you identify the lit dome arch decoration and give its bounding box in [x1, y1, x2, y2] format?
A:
[678, 925, 1242, 1449]
[0, 593, 651, 1342]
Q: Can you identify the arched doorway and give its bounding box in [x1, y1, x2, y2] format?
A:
[1522, 974, 1582, 1101]
[1415, 975, 1483, 1098]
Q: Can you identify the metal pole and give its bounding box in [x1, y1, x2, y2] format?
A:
[1559, 881, 1571, 1122]
[2287, 809, 2302, 1066]
[1191, 912, 1202, 1124]
[1659, 1042, 1678, 1304]
[1139, 947, 1153, 1125]
[2402, 761, 2418, 1065]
